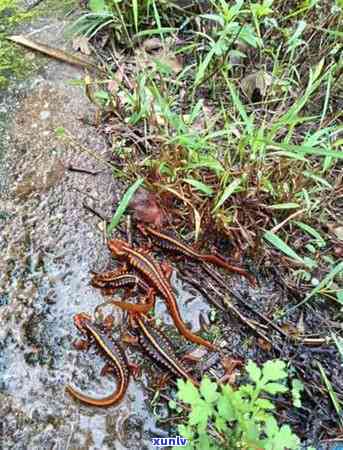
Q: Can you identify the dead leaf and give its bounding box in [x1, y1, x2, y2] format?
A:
[240, 71, 273, 102]
[72, 35, 91, 55]
[219, 356, 243, 384]
[257, 338, 272, 352]
[108, 69, 123, 93]
[334, 245, 343, 258]
[297, 311, 305, 335]
[129, 188, 166, 228]
[142, 37, 163, 53]
[135, 38, 182, 75]
[333, 226, 343, 241]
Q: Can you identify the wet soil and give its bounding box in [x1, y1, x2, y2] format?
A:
[0, 15, 155, 450]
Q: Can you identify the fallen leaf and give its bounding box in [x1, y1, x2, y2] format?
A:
[135, 39, 182, 75]
[296, 311, 305, 334]
[219, 356, 243, 384]
[222, 356, 243, 374]
[142, 37, 163, 52]
[108, 69, 123, 93]
[333, 226, 343, 241]
[72, 35, 91, 55]
[257, 338, 272, 352]
[334, 245, 343, 258]
[129, 188, 166, 228]
[240, 71, 273, 102]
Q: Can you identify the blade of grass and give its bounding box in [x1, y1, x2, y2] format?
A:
[293, 221, 326, 247]
[263, 230, 309, 267]
[269, 203, 299, 210]
[183, 178, 214, 196]
[107, 178, 144, 235]
[212, 177, 243, 212]
[224, 76, 254, 134]
[133, 27, 177, 39]
[132, 0, 139, 33]
[317, 361, 343, 428]
[320, 70, 332, 126]
[331, 332, 343, 364]
[268, 142, 343, 159]
[283, 261, 343, 315]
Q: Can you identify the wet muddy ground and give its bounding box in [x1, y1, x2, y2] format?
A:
[0, 9, 220, 450]
[0, 16, 157, 450]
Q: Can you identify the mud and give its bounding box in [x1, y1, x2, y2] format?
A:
[0, 17, 147, 450]
[0, 9, 217, 450]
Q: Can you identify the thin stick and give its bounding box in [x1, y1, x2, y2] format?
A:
[8, 35, 103, 72]
[270, 209, 305, 233]
[202, 263, 289, 339]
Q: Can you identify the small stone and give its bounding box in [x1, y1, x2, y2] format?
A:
[311, 278, 319, 286]
[40, 111, 50, 120]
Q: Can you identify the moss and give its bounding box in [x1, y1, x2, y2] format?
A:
[0, 0, 77, 89]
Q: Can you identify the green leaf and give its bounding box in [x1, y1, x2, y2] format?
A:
[274, 424, 301, 450]
[263, 419, 300, 449]
[95, 90, 110, 101]
[107, 178, 144, 235]
[183, 178, 214, 196]
[246, 360, 262, 384]
[263, 230, 310, 267]
[189, 399, 212, 428]
[293, 221, 326, 247]
[305, 260, 343, 303]
[331, 332, 343, 363]
[263, 382, 288, 395]
[89, 0, 107, 13]
[215, 415, 229, 433]
[264, 416, 278, 437]
[269, 203, 299, 210]
[217, 392, 235, 421]
[195, 47, 216, 86]
[177, 379, 201, 405]
[317, 361, 343, 427]
[244, 420, 260, 444]
[213, 177, 243, 212]
[55, 127, 65, 137]
[132, 0, 138, 33]
[268, 141, 343, 159]
[254, 398, 275, 410]
[198, 432, 215, 450]
[262, 360, 288, 381]
[200, 378, 219, 403]
[286, 261, 343, 314]
[291, 379, 304, 408]
[178, 424, 194, 441]
[227, 80, 254, 133]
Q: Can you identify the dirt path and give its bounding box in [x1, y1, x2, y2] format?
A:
[0, 10, 161, 450]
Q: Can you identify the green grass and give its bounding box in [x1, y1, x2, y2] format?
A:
[68, 0, 343, 307]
